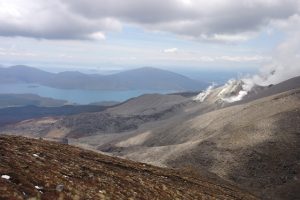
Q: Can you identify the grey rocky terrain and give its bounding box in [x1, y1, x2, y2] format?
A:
[1, 76, 300, 199]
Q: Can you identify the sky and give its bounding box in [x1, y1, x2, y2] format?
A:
[0, 0, 299, 76]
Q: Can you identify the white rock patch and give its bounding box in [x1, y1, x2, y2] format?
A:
[35, 185, 43, 190]
[1, 175, 10, 180]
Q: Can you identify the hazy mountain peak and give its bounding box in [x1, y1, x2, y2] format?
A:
[8, 65, 47, 72]
[0, 65, 207, 91]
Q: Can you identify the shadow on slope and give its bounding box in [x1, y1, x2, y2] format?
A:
[228, 110, 300, 200]
[0, 105, 108, 127]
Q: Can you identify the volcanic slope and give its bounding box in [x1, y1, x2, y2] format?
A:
[0, 135, 257, 200]
[102, 85, 300, 200]
[1, 77, 300, 199]
[0, 93, 191, 140]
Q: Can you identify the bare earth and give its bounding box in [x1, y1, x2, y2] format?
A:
[0, 135, 257, 200]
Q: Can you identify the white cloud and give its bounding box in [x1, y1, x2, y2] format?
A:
[208, 33, 255, 43]
[160, 49, 271, 63]
[218, 55, 272, 62]
[197, 56, 215, 62]
[0, 0, 299, 42]
[163, 48, 178, 53]
[0, 0, 120, 40]
[89, 32, 106, 40]
[0, 48, 38, 57]
[59, 54, 73, 59]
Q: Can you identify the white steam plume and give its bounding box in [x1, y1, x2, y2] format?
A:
[225, 15, 300, 102]
[218, 79, 248, 103]
[195, 15, 300, 103]
[244, 15, 300, 88]
[193, 84, 215, 102]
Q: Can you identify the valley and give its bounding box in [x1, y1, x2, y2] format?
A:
[1, 76, 300, 199]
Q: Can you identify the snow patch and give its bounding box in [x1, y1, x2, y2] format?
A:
[35, 185, 43, 190]
[1, 175, 10, 180]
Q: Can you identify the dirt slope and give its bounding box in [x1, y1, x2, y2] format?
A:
[107, 94, 189, 115]
[105, 89, 300, 200]
[0, 94, 190, 139]
[0, 135, 256, 200]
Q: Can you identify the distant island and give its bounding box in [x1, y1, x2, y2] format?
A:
[0, 93, 68, 108]
[0, 65, 207, 91]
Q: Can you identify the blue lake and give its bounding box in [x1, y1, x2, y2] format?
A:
[0, 84, 175, 104]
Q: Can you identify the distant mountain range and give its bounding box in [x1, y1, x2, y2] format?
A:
[0, 65, 207, 91]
